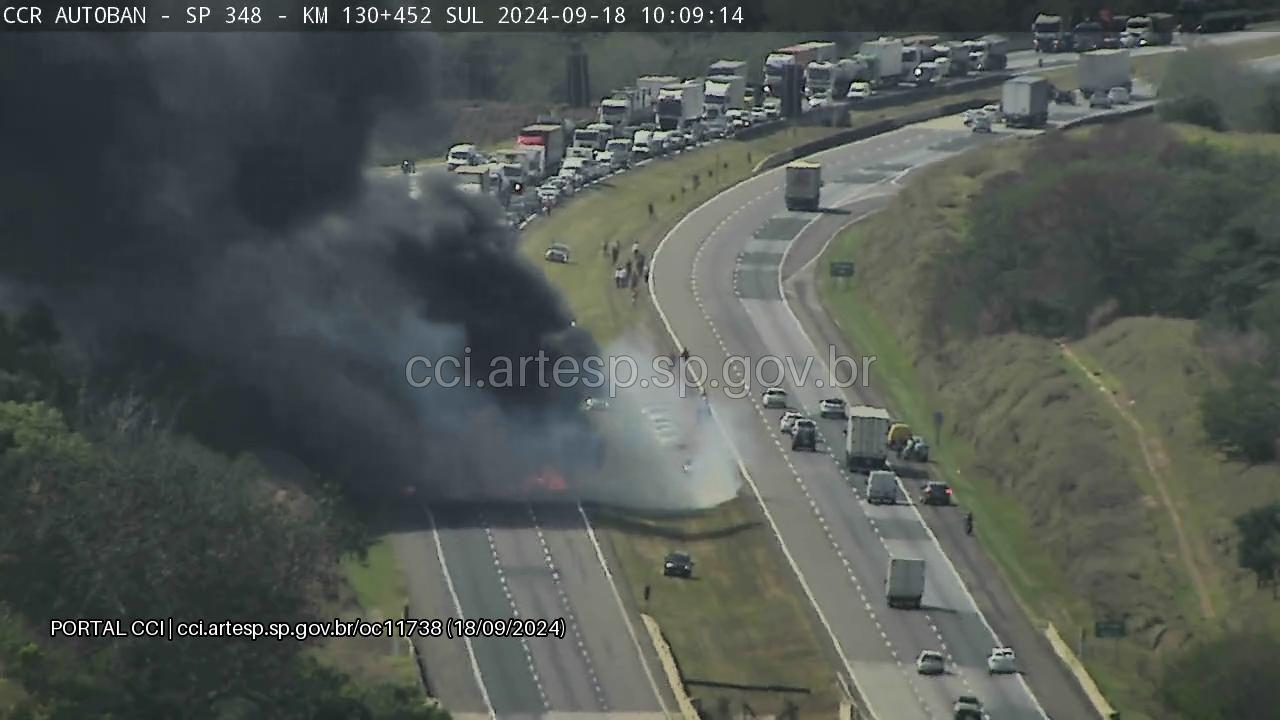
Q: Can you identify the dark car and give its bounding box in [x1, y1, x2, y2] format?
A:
[921, 481, 953, 506]
[792, 420, 818, 451]
[663, 551, 693, 578]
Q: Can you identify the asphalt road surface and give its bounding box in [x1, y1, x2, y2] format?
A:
[649, 120, 1116, 718]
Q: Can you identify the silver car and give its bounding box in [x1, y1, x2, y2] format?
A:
[915, 650, 946, 675]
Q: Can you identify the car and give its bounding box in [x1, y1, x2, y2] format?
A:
[846, 81, 873, 100]
[1090, 92, 1113, 109]
[792, 419, 818, 450]
[663, 551, 693, 578]
[920, 481, 953, 506]
[683, 130, 697, 147]
[544, 244, 571, 263]
[953, 694, 983, 719]
[818, 397, 847, 419]
[762, 387, 788, 409]
[987, 647, 1018, 674]
[581, 397, 609, 411]
[751, 109, 769, 124]
[915, 650, 946, 675]
[1108, 86, 1131, 104]
[779, 411, 804, 434]
[971, 114, 993, 133]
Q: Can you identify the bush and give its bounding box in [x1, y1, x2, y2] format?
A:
[1161, 630, 1280, 719]
[1200, 365, 1280, 463]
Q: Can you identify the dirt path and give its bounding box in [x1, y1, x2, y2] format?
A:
[1058, 341, 1217, 620]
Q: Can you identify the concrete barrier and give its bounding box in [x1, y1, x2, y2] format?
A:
[1044, 623, 1120, 720]
[640, 613, 700, 720]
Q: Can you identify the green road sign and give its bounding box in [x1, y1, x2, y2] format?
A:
[1095, 619, 1126, 638]
[830, 261, 855, 278]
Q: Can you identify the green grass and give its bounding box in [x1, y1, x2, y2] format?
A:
[522, 126, 840, 344]
[593, 498, 841, 718]
[313, 538, 421, 690]
[812, 132, 1225, 718]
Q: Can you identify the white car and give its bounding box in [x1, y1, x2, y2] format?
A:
[846, 82, 873, 100]
[818, 397, 847, 419]
[1090, 92, 1113, 109]
[779, 411, 804, 434]
[751, 109, 769, 124]
[987, 647, 1018, 674]
[544, 244, 570, 264]
[762, 387, 788, 409]
[1108, 86, 1131, 104]
[915, 650, 946, 675]
[582, 397, 609, 411]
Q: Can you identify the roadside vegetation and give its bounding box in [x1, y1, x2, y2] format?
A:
[0, 310, 442, 719]
[816, 50, 1280, 719]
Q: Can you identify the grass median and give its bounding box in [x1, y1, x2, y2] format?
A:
[519, 128, 847, 716]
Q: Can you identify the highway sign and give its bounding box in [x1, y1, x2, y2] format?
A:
[1095, 619, 1126, 638]
[829, 261, 855, 278]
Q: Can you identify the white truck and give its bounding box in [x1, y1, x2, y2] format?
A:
[784, 161, 821, 211]
[572, 125, 609, 152]
[887, 558, 926, 609]
[604, 138, 632, 168]
[707, 59, 748, 79]
[494, 148, 542, 189]
[656, 80, 703, 131]
[968, 35, 1009, 71]
[598, 87, 654, 129]
[1126, 12, 1176, 46]
[859, 38, 905, 88]
[764, 41, 834, 95]
[866, 470, 898, 505]
[934, 42, 970, 75]
[846, 405, 891, 471]
[452, 165, 492, 195]
[1078, 49, 1132, 97]
[805, 58, 862, 101]
[911, 61, 941, 86]
[631, 129, 655, 160]
[637, 75, 679, 107]
[704, 75, 746, 111]
[1002, 75, 1051, 128]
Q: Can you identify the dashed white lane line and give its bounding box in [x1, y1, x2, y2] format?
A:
[479, 515, 549, 712]
[526, 505, 609, 712]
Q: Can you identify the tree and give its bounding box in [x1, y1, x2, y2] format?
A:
[1200, 365, 1280, 463]
[1162, 630, 1280, 718]
[1233, 501, 1280, 588]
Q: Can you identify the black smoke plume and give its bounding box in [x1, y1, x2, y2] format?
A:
[0, 33, 598, 501]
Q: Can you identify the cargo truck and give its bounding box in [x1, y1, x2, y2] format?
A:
[1001, 75, 1051, 128]
[704, 75, 746, 111]
[784, 161, 821, 211]
[1125, 12, 1176, 45]
[934, 43, 970, 75]
[516, 124, 566, 173]
[1073, 21, 1105, 52]
[886, 557, 926, 609]
[859, 38, 905, 88]
[845, 405, 891, 471]
[866, 471, 898, 505]
[1033, 13, 1073, 52]
[637, 75, 679, 107]
[572, 125, 607, 151]
[631, 129, 655, 160]
[707, 59, 748, 79]
[764, 42, 834, 94]
[969, 35, 1009, 71]
[599, 87, 654, 129]
[656, 81, 704, 131]
[805, 58, 862, 100]
[1078, 49, 1131, 97]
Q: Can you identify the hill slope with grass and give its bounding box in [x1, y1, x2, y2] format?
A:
[817, 119, 1280, 719]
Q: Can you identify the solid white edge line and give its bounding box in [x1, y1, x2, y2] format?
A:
[423, 503, 497, 720]
[772, 142, 1050, 719]
[648, 167, 884, 720]
[576, 502, 673, 718]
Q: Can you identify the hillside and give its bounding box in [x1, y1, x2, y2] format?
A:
[817, 121, 1280, 718]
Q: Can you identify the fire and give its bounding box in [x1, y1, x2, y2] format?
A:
[526, 466, 569, 493]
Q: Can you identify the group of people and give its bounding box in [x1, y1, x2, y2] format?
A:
[606, 240, 650, 302]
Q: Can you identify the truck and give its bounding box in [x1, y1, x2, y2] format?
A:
[707, 59, 748, 79]
[631, 129, 655, 160]
[604, 138, 632, 168]
[656, 80, 703, 131]
[967, 35, 1009, 71]
[934, 43, 970, 75]
[516, 123, 566, 174]
[572, 125, 608, 152]
[704, 75, 746, 111]
[1125, 12, 1176, 46]
[783, 161, 821, 211]
[637, 75, 679, 107]
[1033, 13, 1073, 52]
[866, 470, 898, 505]
[900, 45, 923, 78]
[805, 58, 863, 100]
[1073, 20, 1105, 52]
[1001, 75, 1051, 128]
[494, 148, 542, 189]
[1077, 49, 1131, 97]
[763, 42, 834, 94]
[911, 61, 940, 86]
[886, 557, 926, 609]
[598, 87, 653, 129]
[452, 165, 493, 195]
[845, 405, 891, 471]
[858, 38, 905, 88]
[446, 143, 482, 172]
